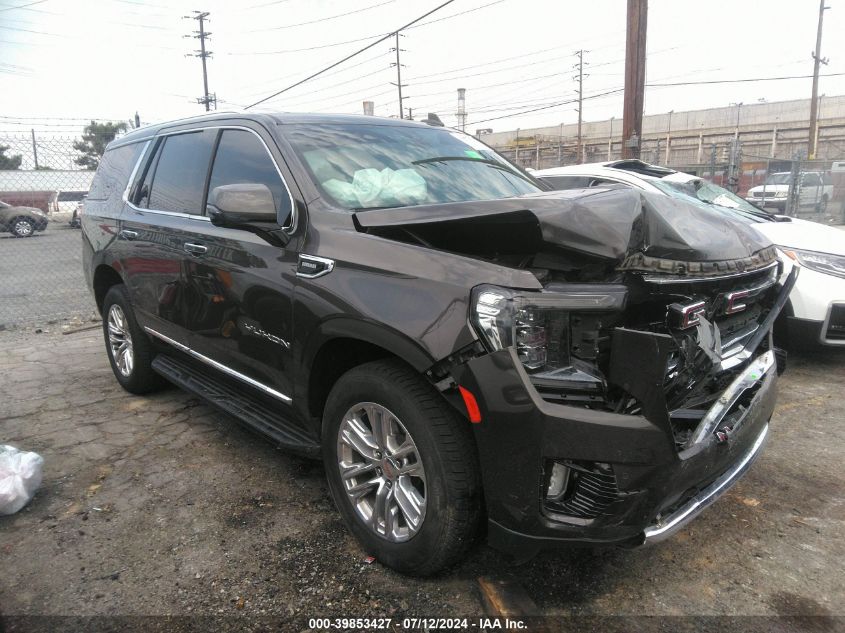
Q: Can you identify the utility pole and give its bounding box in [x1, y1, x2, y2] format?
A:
[186, 11, 214, 111]
[574, 49, 587, 164]
[808, 0, 829, 159]
[730, 102, 743, 139]
[622, 0, 647, 159]
[664, 110, 673, 164]
[30, 129, 38, 169]
[390, 32, 407, 119]
[709, 143, 717, 182]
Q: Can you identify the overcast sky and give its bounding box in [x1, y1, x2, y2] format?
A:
[1, 0, 844, 136]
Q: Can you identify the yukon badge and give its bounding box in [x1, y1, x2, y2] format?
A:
[668, 300, 707, 330]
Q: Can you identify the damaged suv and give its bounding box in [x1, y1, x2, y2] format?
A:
[82, 113, 796, 575]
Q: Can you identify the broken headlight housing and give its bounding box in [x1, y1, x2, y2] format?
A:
[470, 284, 627, 376]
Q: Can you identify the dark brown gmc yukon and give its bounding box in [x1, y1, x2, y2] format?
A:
[82, 112, 796, 575]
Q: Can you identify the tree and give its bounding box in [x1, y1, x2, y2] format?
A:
[0, 145, 23, 170]
[73, 121, 128, 170]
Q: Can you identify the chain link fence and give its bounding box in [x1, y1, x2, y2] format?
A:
[2, 130, 844, 330]
[1, 133, 100, 330]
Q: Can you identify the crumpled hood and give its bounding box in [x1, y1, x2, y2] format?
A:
[354, 188, 775, 274]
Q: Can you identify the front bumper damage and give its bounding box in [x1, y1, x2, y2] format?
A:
[451, 269, 797, 560]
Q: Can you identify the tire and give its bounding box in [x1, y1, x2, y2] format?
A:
[102, 284, 166, 394]
[10, 217, 34, 238]
[322, 359, 482, 576]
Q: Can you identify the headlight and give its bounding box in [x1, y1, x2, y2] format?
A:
[785, 248, 845, 279]
[774, 191, 788, 198]
[471, 284, 626, 373]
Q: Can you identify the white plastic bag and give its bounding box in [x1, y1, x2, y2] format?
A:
[0, 445, 44, 515]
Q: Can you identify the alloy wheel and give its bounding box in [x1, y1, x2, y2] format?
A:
[336, 402, 427, 542]
[13, 219, 33, 237]
[107, 304, 134, 377]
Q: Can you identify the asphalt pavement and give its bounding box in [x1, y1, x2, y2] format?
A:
[0, 328, 842, 630]
[0, 219, 98, 329]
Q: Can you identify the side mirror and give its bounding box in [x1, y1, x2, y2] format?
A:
[207, 183, 277, 227]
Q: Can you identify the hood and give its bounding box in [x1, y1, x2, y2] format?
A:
[354, 188, 776, 277]
[752, 216, 845, 256]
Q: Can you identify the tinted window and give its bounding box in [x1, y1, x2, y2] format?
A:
[283, 123, 538, 210]
[208, 129, 291, 223]
[135, 140, 163, 209]
[147, 131, 215, 215]
[539, 175, 594, 190]
[87, 142, 144, 201]
[802, 173, 820, 186]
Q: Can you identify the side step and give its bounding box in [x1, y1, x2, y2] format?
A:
[152, 353, 320, 457]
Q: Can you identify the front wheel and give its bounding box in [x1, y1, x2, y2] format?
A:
[322, 359, 482, 576]
[11, 217, 34, 238]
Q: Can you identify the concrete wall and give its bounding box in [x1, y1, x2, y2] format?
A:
[480, 95, 845, 166]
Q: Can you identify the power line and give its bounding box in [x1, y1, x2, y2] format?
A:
[244, 0, 458, 110]
[466, 87, 626, 126]
[0, 0, 47, 13]
[226, 0, 502, 57]
[646, 71, 845, 87]
[248, 0, 396, 32]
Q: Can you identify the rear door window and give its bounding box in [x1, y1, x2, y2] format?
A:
[208, 129, 291, 224]
[147, 131, 215, 215]
[87, 142, 144, 202]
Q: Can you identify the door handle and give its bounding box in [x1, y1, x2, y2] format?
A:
[184, 242, 208, 255]
[119, 229, 138, 240]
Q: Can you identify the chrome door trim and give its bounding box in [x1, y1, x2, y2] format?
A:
[145, 327, 293, 404]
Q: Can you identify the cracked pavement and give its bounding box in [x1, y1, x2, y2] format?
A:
[0, 327, 843, 627]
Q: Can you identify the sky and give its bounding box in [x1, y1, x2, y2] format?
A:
[1, 0, 844, 139]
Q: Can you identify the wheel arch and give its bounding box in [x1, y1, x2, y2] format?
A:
[300, 318, 436, 428]
[93, 264, 125, 314]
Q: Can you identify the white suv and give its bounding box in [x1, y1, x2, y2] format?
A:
[745, 171, 834, 213]
[536, 160, 845, 348]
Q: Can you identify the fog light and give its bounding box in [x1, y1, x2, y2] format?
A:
[546, 462, 570, 500]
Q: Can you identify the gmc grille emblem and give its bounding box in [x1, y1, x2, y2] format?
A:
[668, 301, 707, 329]
[724, 290, 750, 315]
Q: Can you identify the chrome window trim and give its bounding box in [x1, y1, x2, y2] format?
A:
[123, 125, 298, 233]
[120, 140, 151, 203]
[144, 327, 293, 404]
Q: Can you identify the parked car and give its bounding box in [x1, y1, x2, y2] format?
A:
[745, 171, 833, 213]
[0, 200, 49, 237]
[57, 190, 89, 215]
[82, 114, 794, 575]
[535, 160, 844, 347]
